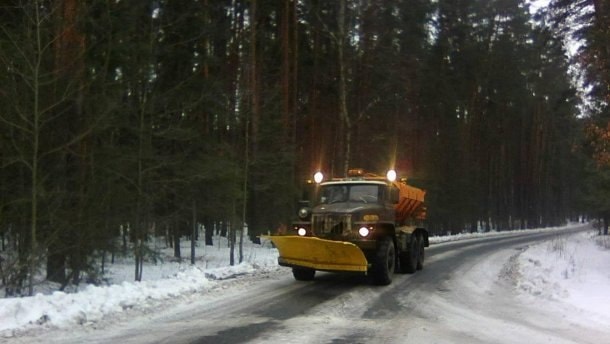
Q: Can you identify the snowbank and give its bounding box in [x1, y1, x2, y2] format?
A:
[516, 231, 610, 326]
[0, 238, 281, 336]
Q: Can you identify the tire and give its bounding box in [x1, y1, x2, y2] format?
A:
[416, 235, 425, 270]
[370, 237, 396, 285]
[292, 267, 315, 281]
[399, 235, 419, 274]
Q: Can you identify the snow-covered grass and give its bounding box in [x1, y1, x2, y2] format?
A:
[516, 230, 610, 326]
[594, 234, 610, 250]
[1, 223, 608, 340]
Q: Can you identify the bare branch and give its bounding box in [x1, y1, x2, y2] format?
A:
[0, 113, 32, 134]
[355, 96, 380, 122]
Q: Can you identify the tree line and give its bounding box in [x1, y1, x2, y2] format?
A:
[548, 0, 610, 234]
[0, 0, 608, 295]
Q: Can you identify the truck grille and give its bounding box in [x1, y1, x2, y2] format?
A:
[312, 214, 352, 236]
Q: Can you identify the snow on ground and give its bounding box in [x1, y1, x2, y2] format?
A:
[1, 223, 608, 340]
[0, 236, 282, 337]
[516, 230, 610, 327]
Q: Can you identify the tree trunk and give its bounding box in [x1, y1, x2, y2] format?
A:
[229, 221, 235, 266]
[173, 225, 181, 259]
[46, 248, 66, 284]
[122, 224, 128, 254]
[281, 0, 297, 142]
[28, 0, 44, 297]
[191, 200, 197, 264]
[241, 106, 249, 261]
[134, 239, 141, 281]
[239, 222, 244, 263]
[250, 0, 260, 151]
[337, 0, 351, 176]
[248, 0, 263, 243]
[220, 221, 228, 237]
[101, 250, 106, 275]
[204, 218, 213, 246]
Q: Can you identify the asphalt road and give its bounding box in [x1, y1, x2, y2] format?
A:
[15, 224, 604, 344]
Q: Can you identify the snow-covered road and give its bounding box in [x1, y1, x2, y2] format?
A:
[401, 228, 610, 343]
[3, 223, 608, 343]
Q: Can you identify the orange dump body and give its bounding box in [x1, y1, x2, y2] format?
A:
[393, 181, 426, 224]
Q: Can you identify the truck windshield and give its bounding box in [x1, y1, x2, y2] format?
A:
[318, 184, 381, 204]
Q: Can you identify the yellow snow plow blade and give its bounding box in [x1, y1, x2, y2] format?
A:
[265, 236, 368, 272]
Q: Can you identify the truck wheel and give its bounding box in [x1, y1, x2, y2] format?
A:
[399, 235, 418, 274]
[370, 237, 395, 285]
[292, 267, 315, 281]
[416, 236, 425, 270]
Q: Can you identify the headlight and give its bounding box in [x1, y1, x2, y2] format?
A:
[298, 207, 310, 219]
[358, 226, 371, 237]
[297, 227, 307, 236]
[314, 171, 324, 183]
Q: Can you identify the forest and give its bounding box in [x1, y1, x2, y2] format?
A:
[0, 0, 609, 296]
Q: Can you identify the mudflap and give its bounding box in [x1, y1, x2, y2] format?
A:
[264, 236, 368, 273]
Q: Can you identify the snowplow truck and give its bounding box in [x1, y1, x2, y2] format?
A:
[266, 168, 428, 285]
